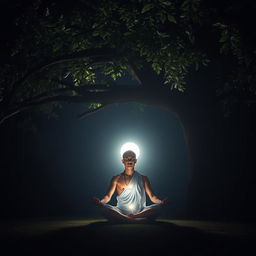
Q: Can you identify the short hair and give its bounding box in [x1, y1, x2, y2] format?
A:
[122, 150, 136, 159]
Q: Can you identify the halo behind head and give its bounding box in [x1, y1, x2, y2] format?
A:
[122, 150, 136, 159]
[120, 142, 140, 158]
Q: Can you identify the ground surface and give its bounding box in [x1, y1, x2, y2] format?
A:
[1, 218, 256, 255]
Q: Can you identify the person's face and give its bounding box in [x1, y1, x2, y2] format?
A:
[122, 154, 137, 169]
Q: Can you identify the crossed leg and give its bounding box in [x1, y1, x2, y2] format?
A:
[128, 205, 162, 221]
[101, 204, 162, 223]
[101, 205, 133, 223]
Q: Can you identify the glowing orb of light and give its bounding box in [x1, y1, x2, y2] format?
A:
[127, 183, 133, 189]
[128, 204, 135, 210]
[120, 142, 140, 158]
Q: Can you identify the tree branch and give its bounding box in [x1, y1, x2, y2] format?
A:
[126, 63, 143, 85]
[52, 80, 112, 92]
[1, 86, 184, 125]
[6, 48, 117, 104]
[21, 87, 80, 104]
[127, 60, 163, 88]
[0, 109, 24, 125]
[77, 105, 106, 120]
[20, 83, 112, 106]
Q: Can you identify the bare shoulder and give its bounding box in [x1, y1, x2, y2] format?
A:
[142, 175, 150, 183]
[111, 174, 122, 183]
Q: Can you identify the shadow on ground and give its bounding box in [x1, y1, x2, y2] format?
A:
[2, 220, 256, 256]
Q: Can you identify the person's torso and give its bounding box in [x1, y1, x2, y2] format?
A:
[116, 171, 138, 195]
[116, 171, 146, 214]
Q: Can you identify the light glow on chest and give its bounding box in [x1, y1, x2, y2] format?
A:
[127, 203, 135, 210]
[127, 183, 133, 189]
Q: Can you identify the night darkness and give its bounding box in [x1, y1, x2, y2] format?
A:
[1, 0, 256, 255]
[1, 102, 189, 219]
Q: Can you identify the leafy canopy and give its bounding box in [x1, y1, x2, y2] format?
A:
[0, 0, 255, 121]
[1, 0, 207, 98]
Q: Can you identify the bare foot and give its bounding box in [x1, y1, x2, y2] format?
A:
[132, 217, 149, 223]
[127, 213, 136, 218]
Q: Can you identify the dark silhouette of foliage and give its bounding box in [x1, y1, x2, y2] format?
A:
[1, 0, 255, 124]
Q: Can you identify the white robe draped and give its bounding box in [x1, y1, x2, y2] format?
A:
[102, 171, 161, 216]
[116, 171, 146, 215]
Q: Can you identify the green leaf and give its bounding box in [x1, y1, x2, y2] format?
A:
[156, 31, 169, 38]
[89, 103, 102, 110]
[160, 1, 171, 6]
[159, 13, 166, 23]
[167, 14, 176, 23]
[152, 63, 162, 74]
[92, 23, 98, 29]
[92, 31, 99, 36]
[142, 4, 154, 14]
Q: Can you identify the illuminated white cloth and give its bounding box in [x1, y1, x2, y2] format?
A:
[102, 171, 161, 216]
[115, 171, 146, 215]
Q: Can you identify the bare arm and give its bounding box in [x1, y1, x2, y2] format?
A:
[92, 176, 117, 205]
[143, 176, 170, 205]
[143, 176, 163, 204]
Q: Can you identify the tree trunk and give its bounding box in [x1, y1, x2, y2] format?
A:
[175, 91, 256, 221]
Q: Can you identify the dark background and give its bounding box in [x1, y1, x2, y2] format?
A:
[0, 103, 189, 220]
[1, 0, 256, 223]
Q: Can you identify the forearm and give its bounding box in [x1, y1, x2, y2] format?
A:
[150, 195, 162, 204]
[100, 195, 111, 204]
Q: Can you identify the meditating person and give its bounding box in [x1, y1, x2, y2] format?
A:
[92, 150, 169, 223]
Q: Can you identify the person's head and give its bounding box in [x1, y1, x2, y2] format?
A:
[122, 150, 137, 170]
